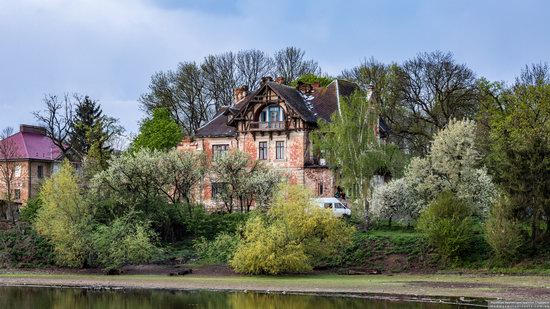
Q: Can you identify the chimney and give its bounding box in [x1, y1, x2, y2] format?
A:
[311, 82, 321, 89]
[233, 85, 249, 103]
[20, 124, 46, 136]
[261, 76, 273, 85]
[274, 76, 286, 84]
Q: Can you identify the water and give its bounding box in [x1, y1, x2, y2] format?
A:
[0, 286, 480, 308]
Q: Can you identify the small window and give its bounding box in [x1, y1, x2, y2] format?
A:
[37, 165, 44, 179]
[14, 165, 21, 177]
[318, 182, 324, 196]
[276, 141, 285, 160]
[212, 144, 229, 160]
[211, 182, 226, 199]
[259, 142, 268, 160]
[335, 203, 346, 209]
[14, 189, 21, 200]
[324, 203, 333, 209]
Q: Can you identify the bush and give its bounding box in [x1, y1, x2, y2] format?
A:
[19, 197, 42, 223]
[0, 223, 54, 268]
[417, 191, 475, 262]
[193, 232, 240, 265]
[230, 185, 355, 275]
[183, 206, 249, 239]
[485, 197, 523, 262]
[92, 215, 158, 271]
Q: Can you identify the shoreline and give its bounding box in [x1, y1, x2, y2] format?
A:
[0, 271, 549, 302]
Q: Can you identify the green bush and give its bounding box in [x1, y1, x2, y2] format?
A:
[230, 185, 355, 275]
[19, 197, 42, 223]
[92, 215, 158, 270]
[193, 232, 240, 265]
[183, 206, 249, 239]
[417, 191, 475, 262]
[485, 197, 523, 262]
[0, 223, 54, 268]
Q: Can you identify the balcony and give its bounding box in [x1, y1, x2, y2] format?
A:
[249, 121, 286, 131]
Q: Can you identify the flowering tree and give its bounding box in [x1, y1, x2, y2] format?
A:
[370, 178, 421, 226]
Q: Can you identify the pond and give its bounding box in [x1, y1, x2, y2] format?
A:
[0, 286, 481, 308]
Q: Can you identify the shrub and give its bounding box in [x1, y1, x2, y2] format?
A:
[92, 215, 158, 270]
[193, 232, 240, 265]
[0, 223, 54, 268]
[485, 196, 523, 262]
[19, 197, 42, 223]
[230, 185, 355, 274]
[417, 191, 475, 261]
[34, 161, 93, 267]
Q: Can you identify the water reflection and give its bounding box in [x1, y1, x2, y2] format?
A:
[0, 286, 475, 309]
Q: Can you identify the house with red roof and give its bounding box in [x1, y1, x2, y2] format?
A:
[0, 125, 65, 213]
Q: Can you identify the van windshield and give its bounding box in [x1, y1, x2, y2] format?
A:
[335, 203, 346, 209]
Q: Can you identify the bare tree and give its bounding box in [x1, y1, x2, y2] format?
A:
[273, 47, 320, 83]
[392, 51, 479, 155]
[140, 62, 215, 136]
[33, 94, 75, 155]
[201, 52, 238, 109]
[0, 127, 19, 222]
[236, 49, 274, 90]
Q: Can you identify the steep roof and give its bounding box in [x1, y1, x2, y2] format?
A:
[0, 129, 63, 161]
[194, 80, 360, 138]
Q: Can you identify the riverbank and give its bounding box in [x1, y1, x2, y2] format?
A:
[0, 270, 548, 302]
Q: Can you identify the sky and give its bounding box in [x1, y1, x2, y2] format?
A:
[1, 0, 549, 134]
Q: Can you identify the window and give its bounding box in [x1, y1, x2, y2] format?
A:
[14, 189, 21, 200]
[335, 203, 346, 209]
[324, 203, 333, 209]
[212, 144, 229, 160]
[259, 105, 284, 129]
[37, 165, 44, 179]
[259, 142, 268, 160]
[211, 182, 226, 199]
[318, 182, 324, 195]
[14, 165, 21, 177]
[276, 141, 285, 160]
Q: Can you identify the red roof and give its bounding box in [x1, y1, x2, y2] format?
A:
[0, 130, 62, 161]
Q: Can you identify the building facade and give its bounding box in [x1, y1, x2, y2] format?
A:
[180, 77, 386, 209]
[0, 125, 65, 219]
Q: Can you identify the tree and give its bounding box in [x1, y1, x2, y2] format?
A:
[71, 95, 123, 162]
[289, 73, 333, 88]
[230, 185, 354, 275]
[235, 49, 274, 90]
[405, 119, 497, 216]
[485, 196, 523, 262]
[158, 150, 206, 208]
[371, 178, 421, 226]
[33, 94, 75, 155]
[273, 47, 320, 84]
[0, 127, 19, 222]
[34, 161, 92, 267]
[140, 62, 214, 136]
[485, 63, 550, 250]
[314, 91, 407, 225]
[132, 107, 184, 151]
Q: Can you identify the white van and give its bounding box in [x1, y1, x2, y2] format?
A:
[312, 197, 351, 218]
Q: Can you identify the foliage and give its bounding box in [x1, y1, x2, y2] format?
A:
[19, 197, 42, 223]
[484, 64, 550, 250]
[34, 161, 93, 267]
[193, 232, 240, 265]
[212, 150, 280, 212]
[132, 107, 183, 151]
[405, 119, 498, 216]
[314, 90, 407, 224]
[230, 185, 355, 274]
[417, 192, 475, 261]
[0, 223, 54, 268]
[182, 206, 249, 239]
[370, 178, 421, 225]
[92, 215, 158, 270]
[289, 73, 332, 87]
[485, 196, 524, 262]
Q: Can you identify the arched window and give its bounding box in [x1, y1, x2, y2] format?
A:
[259, 105, 284, 123]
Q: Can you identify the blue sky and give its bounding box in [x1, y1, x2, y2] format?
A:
[1, 0, 549, 134]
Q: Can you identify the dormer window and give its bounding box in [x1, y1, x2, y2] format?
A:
[259, 105, 284, 129]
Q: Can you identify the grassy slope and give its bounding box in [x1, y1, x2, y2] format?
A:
[0, 272, 549, 301]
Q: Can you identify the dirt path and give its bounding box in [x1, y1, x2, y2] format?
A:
[0, 270, 549, 302]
